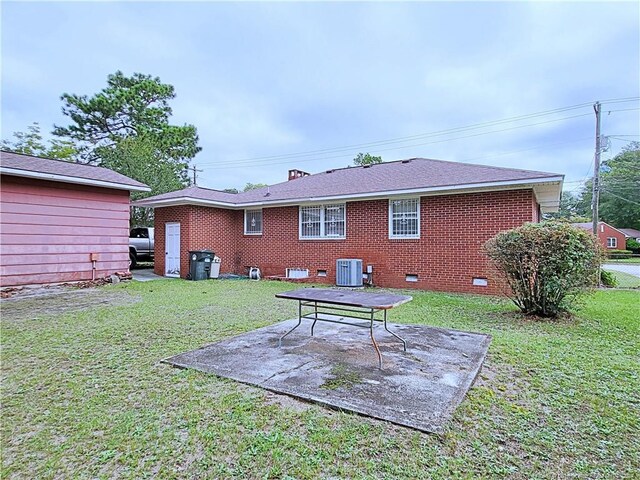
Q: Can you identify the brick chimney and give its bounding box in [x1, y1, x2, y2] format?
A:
[288, 169, 310, 181]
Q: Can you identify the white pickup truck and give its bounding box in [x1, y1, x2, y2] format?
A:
[129, 227, 154, 268]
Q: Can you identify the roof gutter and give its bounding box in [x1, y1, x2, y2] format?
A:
[0, 167, 151, 192]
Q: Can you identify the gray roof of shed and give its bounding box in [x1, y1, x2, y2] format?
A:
[0, 150, 150, 191]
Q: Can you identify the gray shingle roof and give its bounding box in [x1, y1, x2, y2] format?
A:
[572, 222, 627, 235]
[136, 157, 563, 207]
[619, 228, 640, 238]
[0, 150, 149, 191]
[140, 185, 239, 204]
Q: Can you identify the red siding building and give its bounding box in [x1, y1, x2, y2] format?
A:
[137, 158, 564, 295]
[0, 151, 149, 286]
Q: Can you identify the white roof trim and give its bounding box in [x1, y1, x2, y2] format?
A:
[0, 166, 151, 192]
[134, 176, 563, 209]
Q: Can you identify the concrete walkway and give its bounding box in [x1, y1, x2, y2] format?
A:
[602, 263, 640, 278]
[131, 268, 165, 282]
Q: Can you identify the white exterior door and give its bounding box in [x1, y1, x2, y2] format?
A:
[165, 222, 180, 277]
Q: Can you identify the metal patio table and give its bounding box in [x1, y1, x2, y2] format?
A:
[276, 288, 412, 368]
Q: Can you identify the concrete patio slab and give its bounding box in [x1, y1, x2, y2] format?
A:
[163, 319, 491, 433]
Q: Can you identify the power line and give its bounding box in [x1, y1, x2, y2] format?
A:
[599, 97, 640, 105]
[203, 112, 593, 169]
[604, 107, 640, 113]
[602, 189, 640, 206]
[197, 101, 604, 167]
[200, 103, 639, 170]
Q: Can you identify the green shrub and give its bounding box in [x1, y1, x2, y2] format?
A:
[600, 270, 618, 288]
[484, 222, 604, 317]
[608, 249, 633, 259]
[626, 238, 640, 253]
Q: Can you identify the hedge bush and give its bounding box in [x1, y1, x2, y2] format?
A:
[626, 238, 640, 253]
[485, 222, 604, 317]
[600, 270, 618, 288]
[607, 249, 633, 259]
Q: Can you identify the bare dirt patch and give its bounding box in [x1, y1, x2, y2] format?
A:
[0, 286, 140, 322]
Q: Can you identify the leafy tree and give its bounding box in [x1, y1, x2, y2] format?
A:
[53, 71, 201, 165]
[599, 142, 640, 229]
[243, 182, 268, 191]
[99, 136, 190, 226]
[222, 183, 268, 193]
[545, 190, 590, 221]
[485, 222, 603, 317]
[353, 152, 382, 166]
[2, 122, 77, 160]
[575, 142, 640, 229]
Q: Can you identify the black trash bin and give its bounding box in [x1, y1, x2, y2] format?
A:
[188, 250, 215, 281]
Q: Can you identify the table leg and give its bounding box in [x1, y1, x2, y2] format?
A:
[369, 308, 382, 369]
[279, 300, 303, 347]
[383, 309, 407, 351]
[311, 301, 318, 336]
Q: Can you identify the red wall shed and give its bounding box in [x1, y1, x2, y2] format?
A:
[0, 151, 149, 287]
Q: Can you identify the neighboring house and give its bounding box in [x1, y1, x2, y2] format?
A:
[136, 158, 563, 294]
[619, 228, 640, 242]
[0, 151, 149, 286]
[571, 222, 627, 250]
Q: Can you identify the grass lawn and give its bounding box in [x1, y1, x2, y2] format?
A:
[606, 257, 640, 264]
[605, 270, 640, 289]
[2, 280, 638, 479]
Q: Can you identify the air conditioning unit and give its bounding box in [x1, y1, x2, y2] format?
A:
[336, 259, 363, 287]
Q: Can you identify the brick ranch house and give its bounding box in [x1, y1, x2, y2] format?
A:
[571, 222, 627, 250]
[136, 158, 563, 294]
[0, 151, 149, 286]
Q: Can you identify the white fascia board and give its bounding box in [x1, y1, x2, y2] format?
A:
[136, 176, 564, 209]
[1, 167, 151, 192]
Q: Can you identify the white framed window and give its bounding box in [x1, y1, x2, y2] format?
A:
[389, 198, 420, 238]
[244, 209, 262, 235]
[299, 203, 346, 239]
[607, 237, 617, 248]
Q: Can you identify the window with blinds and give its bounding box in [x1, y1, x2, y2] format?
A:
[389, 198, 420, 238]
[300, 204, 346, 239]
[244, 209, 263, 235]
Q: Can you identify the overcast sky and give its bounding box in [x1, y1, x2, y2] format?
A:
[2, 1, 639, 192]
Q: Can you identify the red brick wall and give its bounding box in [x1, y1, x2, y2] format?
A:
[154, 189, 537, 294]
[596, 223, 626, 250]
[154, 205, 241, 278]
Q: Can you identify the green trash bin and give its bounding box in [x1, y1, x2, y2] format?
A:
[188, 250, 215, 281]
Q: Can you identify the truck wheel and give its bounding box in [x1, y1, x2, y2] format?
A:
[129, 252, 137, 269]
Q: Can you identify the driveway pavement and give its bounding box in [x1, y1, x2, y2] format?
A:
[132, 268, 165, 281]
[602, 263, 640, 278]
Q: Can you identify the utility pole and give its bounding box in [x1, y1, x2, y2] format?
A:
[592, 101, 601, 236]
[190, 165, 203, 186]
